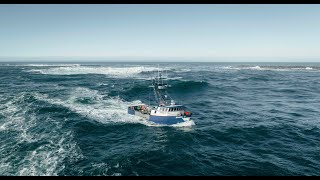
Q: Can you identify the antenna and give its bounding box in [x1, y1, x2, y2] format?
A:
[161, 69, 163, 85]
[149, 85, 151, 106]
[158, 64, 160, 84]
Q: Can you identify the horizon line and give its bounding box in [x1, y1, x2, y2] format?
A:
[2, 61, 320, 63]
[0, 56, 320, 62]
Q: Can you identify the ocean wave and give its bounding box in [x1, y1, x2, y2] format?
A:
[32, 87, 195, 127]
[174, 68, 192, 73]
[17, 130, 82, 176]
[148, 119, 196, 127]
[33, 87, 148, 125]
[170, 80, 209, 92]
[17, 64, 81, 67]
[28, 66, 162, 78]
[3, 63, 320, 175]
[222, 65, 318, 72]
[0, 124, 6, 131]
[0, 93, 83, 176]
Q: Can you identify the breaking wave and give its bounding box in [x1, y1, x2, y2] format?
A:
[28, 66, 162, 78]
[24, 64, 81, 67]
[223, 65, 318, 71]
[5, 64, 81, 67]
[32, 87, 195, 127]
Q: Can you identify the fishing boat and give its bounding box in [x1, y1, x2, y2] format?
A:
[128, 70, 192, 125]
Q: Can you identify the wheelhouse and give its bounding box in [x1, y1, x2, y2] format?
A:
[156, 105, 184, 112]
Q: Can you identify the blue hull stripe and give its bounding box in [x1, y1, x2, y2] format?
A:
[149, 115, 184, 125]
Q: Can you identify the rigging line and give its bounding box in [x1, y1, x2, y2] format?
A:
[149, 77, 151, 106]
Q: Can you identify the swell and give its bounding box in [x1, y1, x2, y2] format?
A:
[223, 65, 320, 72]
[2, 62, 320, 175]
[169, 80, 209, 93]
[27, 66, 162, 78]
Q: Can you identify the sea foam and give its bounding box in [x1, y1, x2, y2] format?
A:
[28, 66, 160, 78]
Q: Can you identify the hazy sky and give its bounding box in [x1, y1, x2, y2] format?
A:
[1, 4, 320, 61]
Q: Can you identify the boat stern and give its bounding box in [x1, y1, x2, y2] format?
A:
[128, 106, 135, 115]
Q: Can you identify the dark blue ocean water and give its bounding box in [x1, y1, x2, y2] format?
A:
[1, 62, 320, 176]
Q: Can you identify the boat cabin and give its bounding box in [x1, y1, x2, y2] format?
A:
[157, 106, 184, 112]
[150, 105, 189, 117]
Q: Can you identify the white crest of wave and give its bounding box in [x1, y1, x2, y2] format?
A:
[18, 130, 82, 176]
[33, 87, 149, 125]
[222, 66, 232, 69]
[175, 68, 191, 73]
[29, 66, 160, 77]
[223, 65, 317, 72]
[172, 120, 196, 127]
[223, 66, 264, 71]
[0, 94, 30, 137]
[222, 66, 240, 70]
[249, 66, 261, 69]
[0, 125, 5, 131]
[20, 64, 81, 67]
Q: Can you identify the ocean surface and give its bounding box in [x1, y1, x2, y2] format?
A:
[0, 62, 320, 176]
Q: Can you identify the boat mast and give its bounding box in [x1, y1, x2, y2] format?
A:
[151, 67, 173, 106]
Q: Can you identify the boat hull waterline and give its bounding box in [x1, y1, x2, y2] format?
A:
[128, 105, 191, 125]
